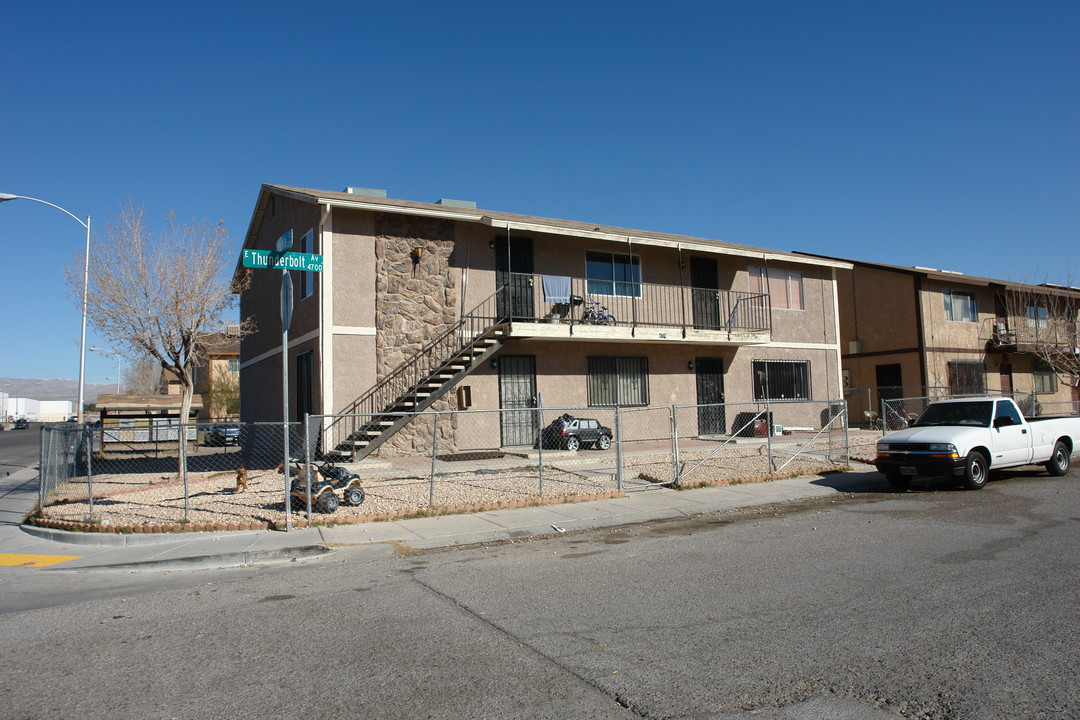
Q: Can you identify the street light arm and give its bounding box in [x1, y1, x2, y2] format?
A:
[0, 192, 92, 422]
[0, 193, 89, 229]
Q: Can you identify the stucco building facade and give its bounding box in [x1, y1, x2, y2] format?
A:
[236, 185, 850, 457]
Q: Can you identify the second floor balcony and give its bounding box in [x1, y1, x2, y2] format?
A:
[491, 272, 772, 345]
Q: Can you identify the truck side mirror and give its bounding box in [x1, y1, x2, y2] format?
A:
[994, 416, 1014, 428]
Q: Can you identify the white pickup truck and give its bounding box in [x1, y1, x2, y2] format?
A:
[875, 396, 1080, 490]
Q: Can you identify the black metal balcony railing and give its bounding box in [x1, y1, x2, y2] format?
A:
[500, 273, 771, 335]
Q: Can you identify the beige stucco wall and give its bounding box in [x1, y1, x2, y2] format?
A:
[240, 192, 846, 443]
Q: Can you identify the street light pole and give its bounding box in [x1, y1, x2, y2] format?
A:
[89, 347, 122, 394]
[0, 193, 92, 423]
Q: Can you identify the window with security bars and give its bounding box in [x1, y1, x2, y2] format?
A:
[948, 361, 986, 395]
[588, 357, 648, 406]
[752, 360, 810, 400]
[1033, 362, 1057, 393]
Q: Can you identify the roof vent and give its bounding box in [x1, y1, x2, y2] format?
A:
[344, 187, 388, 198]
[913, 266, 938, 272]
[940, 270, 965, 275]
[436, 198, 477, 209]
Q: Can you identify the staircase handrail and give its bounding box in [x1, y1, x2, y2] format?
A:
[324, 285, 508, 445]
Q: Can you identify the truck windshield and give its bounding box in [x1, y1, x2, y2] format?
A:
[914, 401, 993, 428]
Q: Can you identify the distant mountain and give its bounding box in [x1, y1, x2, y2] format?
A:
[0, 377, 115, 405]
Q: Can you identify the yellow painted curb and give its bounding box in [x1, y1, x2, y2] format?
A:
[0, 553, 83, 568]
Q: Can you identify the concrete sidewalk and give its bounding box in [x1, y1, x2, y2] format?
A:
[1, 465, 889, 571]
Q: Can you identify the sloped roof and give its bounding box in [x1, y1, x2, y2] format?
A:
[96, 394, 204, 412]
[237, 183, 851, 279]
[796, 251, 1080, 299]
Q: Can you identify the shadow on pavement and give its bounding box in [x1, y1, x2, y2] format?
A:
[810, 470, 891, 494]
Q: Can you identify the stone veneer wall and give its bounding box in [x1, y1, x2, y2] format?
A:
[373, 213, 460, 456]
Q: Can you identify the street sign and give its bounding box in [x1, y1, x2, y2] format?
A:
[276, 229, 294, 253]
[243, 249, 323, 271]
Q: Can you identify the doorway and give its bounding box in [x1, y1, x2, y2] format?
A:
[875, 363, 902, 404]
[495, 235, 534, 321]
[691, 257, 720, 329]
[498, 355, 537, 447]
[695, 357, 726, 434]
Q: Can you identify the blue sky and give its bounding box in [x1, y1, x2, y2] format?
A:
[2, 0, 1077, 387]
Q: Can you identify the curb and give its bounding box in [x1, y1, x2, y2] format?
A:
[59, 544, 334, 571]
[20, 523, 271, 547]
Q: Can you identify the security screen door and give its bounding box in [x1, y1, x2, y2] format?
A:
[499, 355, 537, 446]
[695, 357, 726, 434]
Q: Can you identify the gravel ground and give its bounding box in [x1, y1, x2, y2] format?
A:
[38, 435, 879, 529]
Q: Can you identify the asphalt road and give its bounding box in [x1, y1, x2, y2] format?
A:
[0, 467, 1076, 719]
[0, 422, 41, 474]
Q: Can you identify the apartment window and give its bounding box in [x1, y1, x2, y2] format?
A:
[227, 358, 240, 374]
[299, 229, 314, 299]
[1027, 304, 1049, 329]
[943, 290, 977, 322]
[1033, 362, 1057, 393]
[586, 251, 641, 297]
[752, 360, 810, 400]
[588, 357, 648, 406]
[948, 361, 986, 395]
[749, 267, 803, 310]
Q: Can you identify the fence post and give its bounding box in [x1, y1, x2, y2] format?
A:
[765, 402, 775, 472]
[536, 396, 544, 498]
[39, 427, 50, 509]
[85, 425, 94, 520]
[429, 412, 439, 507]
[304, 414, 313, 521]
[670, 405, 680, 487]
[614, 406, 623, 491]
[180, 422, 189, 523]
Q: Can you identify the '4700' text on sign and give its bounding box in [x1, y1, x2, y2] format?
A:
[243, 249, 324, 272]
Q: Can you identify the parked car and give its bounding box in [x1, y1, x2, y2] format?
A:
[538, 414, 613, 451]
[206, 423, 241, 446]
[14, 418, 30, 430]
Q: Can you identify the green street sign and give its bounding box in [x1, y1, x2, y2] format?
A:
[243, 248, 323, 271]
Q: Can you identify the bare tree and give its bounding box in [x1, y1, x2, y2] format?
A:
[66, 201, 249, 464]
[202, 370, 240, 419]
[122, 354, 166, 395]
[999, 284, 1080, 392]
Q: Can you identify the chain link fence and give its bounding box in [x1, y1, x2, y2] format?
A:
[36, 400, 856, 532]
[880, 392, 1080, 436]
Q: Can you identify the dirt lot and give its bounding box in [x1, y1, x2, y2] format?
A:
[36, 436, 879, 531]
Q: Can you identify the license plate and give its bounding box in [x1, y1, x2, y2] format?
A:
[900, 466, 918, 476]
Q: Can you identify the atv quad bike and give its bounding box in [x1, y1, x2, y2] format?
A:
[284, 459, 366, 514]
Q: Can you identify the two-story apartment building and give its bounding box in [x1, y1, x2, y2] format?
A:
[798, 254, 1080, 420]
[236, 184, 850, 458]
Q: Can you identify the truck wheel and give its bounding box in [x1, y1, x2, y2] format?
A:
[564, 436, 580, 452]
[344, 485, 366, 506]
[885, 472, 911, 489]
[961, 452, 988, 490]
[596, 434, 612, 450]
[315, 491, 340, 513]
[1045, 441, 1070, 476]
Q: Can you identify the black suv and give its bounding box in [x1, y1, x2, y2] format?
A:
[539, 414, 613, 452]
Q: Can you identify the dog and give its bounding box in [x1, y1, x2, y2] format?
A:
[235, 466, 249, 493]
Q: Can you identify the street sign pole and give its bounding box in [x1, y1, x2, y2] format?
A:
[278, 231, 294, 532]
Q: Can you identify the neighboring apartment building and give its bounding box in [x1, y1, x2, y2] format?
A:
[236, 184, 850, 457]
[798, 254, 1080, 421]
[192, 330, 241, 421]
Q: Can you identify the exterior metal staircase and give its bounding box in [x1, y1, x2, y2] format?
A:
[323, 288, 507, 461]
